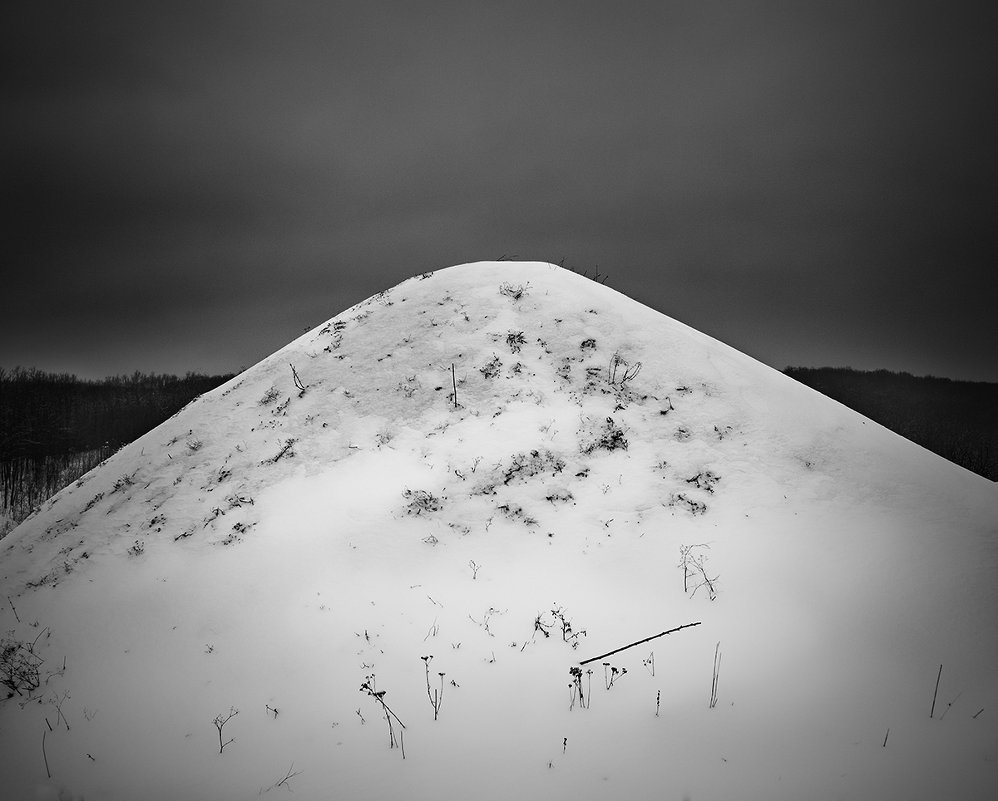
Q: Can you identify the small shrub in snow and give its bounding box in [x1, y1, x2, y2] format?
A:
[127, 539, 145, 556]
[672, 492, 707, 516]
[582, 417, 628, 454]
[403, 489, 442, 516]
[506, 331, 526, 353]
[545, 490, 574, 505]
[259, 386, 281, 405]
[479, 355, 502, 379]
[678, 543, 718, 599]
[608, 352, 642, 385]
[1, 634, 43, 698]
[499, 282, 529, 300]
[496, 503, 538, 527]
[110, 473, 135, 493]
[685, 470, 721, 494]
[580, 338, 597, 351]
[502, 450, 565, 484]
[212, 707, 239, 754]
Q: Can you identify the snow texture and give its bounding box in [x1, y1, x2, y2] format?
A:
[1, 262, 996, 800]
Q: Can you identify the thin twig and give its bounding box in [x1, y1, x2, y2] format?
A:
[939, 691, 962, 720]
[579, 622, 701, 665]
[710, 642, 721, 709]
[42, 730, 51, 779]
[930, 664, 942, 718]
[276, 762, 303, 788]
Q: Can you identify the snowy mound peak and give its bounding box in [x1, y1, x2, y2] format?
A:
[2, 262, 996, 800]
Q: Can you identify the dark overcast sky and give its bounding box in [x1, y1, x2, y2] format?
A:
[3, 1, 996, 381]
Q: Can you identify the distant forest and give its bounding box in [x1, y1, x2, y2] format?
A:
[784, 367, 996, 481]
[0, 367, 235, 532]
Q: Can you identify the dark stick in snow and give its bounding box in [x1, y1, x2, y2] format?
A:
[42, 730, 51, 779]
[578, 622, 701, 665]
[930, 664, 943, 718]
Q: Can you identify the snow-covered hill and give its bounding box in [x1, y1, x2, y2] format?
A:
[2, 262, 995, 800]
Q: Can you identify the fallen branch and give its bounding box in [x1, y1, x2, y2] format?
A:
[578, 622, 701, 666]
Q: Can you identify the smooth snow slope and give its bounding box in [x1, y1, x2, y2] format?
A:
[1, 262, 995, 801]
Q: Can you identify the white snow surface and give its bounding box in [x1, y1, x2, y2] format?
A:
[1, 261, 995, 800]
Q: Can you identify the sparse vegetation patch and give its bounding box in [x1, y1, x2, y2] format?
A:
[506, 331, 526, 353]
[110, 473, 136, 494]
[499, 282, 529, 300]
[685, 470, 721, 493]
[259, 386, 281, 406]
[261, 438, 297, 465]
[502, 450, 566, 485]
[582, 417, 628, 454]
[671, 493, 707, 516]
[1, 633, 43, 698]
[480, 356, 502, 379]
[403, 489, 443, 516]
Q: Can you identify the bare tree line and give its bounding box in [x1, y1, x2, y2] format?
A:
[1, 367, 235, 532]
[785, 367, 996, 481]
